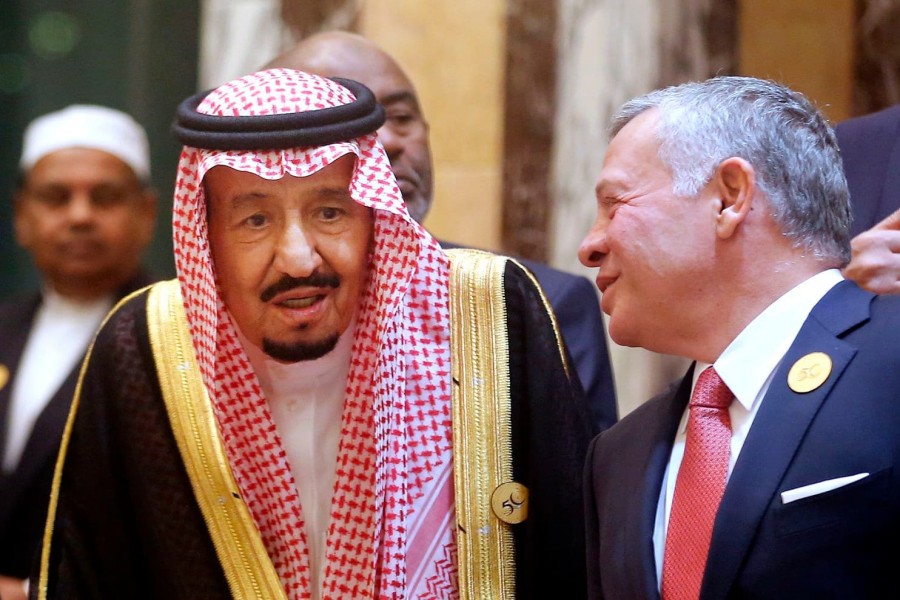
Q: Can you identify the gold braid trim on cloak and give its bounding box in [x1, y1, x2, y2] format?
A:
[509, 256, 573, 382]
[448, 249, 517, 600]
[37, 284, 153, 599]
[146, 279, 286, 599]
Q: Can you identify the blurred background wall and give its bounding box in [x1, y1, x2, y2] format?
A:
[2, 0, 898, 415]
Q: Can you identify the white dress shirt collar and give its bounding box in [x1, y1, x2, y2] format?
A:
[713, 268, 845, 416]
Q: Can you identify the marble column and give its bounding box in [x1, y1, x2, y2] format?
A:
[547, 0, 752, 416]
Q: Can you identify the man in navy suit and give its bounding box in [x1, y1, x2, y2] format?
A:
[266, 31, 618, 433]
[579, 76, 900, 599]
[0, 105, 156, 600]
[836, 104, 900, 294]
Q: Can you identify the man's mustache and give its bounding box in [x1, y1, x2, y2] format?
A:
[260, 273, 340, 302]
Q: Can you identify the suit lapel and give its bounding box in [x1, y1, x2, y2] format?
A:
[0, 277, 151, 473]
[1, 280, 153, 524]
[0, 293, 42, 466]
[12, 367, 80, 486]
[701, 281, 872, 599]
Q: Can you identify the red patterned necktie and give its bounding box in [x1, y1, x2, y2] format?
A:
[662, 366, 734, 600]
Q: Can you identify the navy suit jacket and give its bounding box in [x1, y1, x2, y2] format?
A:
[440, 242, 617, 432]
[585, 280, 900, 599]
[836, 104, 900, 236]
[0, 273, 155, 578]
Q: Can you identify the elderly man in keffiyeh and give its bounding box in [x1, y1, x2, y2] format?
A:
[35, 69, 593, 600]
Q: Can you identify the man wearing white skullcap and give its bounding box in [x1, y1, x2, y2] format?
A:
[0, 105, 157, 600]
[18, 105, 152, 182]
[36, 71, 592, 599]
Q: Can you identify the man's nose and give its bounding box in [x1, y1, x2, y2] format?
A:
[273, 222, 323, 278]
[378, 124, 402, 161]
[66, 193, 95, 224]
[578, 224, 609, 268]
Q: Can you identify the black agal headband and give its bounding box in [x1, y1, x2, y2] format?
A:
[172, 77, 385, 150]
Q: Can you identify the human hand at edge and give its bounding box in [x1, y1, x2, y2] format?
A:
[843, 207, 900, 294]
[0, 575, 28, 600]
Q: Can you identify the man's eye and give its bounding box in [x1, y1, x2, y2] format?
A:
[387, 109, 422, 132]
[244, 213, 268, 228]
[31, 189, 69, 207]
[600, 197, 624, 217]
[320, 207, 342, 221]
[389, 112, 413, 124]
[91, 187, 129, 207]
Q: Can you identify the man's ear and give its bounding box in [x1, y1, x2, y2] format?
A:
[714, 157, 756, 240]
[12, 189, 32, 249]
[135, 188, 159, 248]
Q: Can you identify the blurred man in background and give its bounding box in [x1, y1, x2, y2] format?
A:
[0, 105, 156, 600]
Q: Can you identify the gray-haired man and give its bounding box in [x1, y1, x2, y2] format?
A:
[581, 76, 900, 599]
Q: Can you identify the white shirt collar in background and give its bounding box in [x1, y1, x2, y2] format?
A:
[3, 285, 113, 472]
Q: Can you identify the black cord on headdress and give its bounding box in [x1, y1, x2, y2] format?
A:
[171, 77, 386, 150]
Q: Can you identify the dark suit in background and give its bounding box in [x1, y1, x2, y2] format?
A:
[0, 274, 154, 578]
[835, 104, 900, 295]
[835, 104, 900, 235]
[585, 280, 900, 599]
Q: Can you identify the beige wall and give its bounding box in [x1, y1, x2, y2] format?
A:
[739, 0, 855, 123]
[360, 0, 507, 250]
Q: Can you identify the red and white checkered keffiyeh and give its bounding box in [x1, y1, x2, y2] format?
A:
[171, 69, 457, 599]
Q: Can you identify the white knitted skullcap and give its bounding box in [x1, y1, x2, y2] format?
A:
[19, 104, 151, 180]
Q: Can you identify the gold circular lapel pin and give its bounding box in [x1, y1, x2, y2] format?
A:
[787, 352, 832, 393]
[0, 364, 8, 392]
[491, 481, 529, 524]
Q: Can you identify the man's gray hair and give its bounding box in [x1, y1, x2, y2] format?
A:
[610, 76, 851, 265]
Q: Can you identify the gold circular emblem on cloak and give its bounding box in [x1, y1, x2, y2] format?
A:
[491, 481, 529, 524]
[787, 352, 832, 393]
[0, 364, 8, 391]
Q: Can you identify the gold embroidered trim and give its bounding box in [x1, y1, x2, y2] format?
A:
[147, 279, 286, 599]
[507, 258, 573, 381]
[448, 249, 516, 600]
[37, 284, 152, 599]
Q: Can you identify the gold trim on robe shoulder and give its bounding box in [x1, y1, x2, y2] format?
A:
[512, 258, 573, 382]
[447, 248, 518, 600]
[146, 279, 286, 599]
[37, 284, 152, 599]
